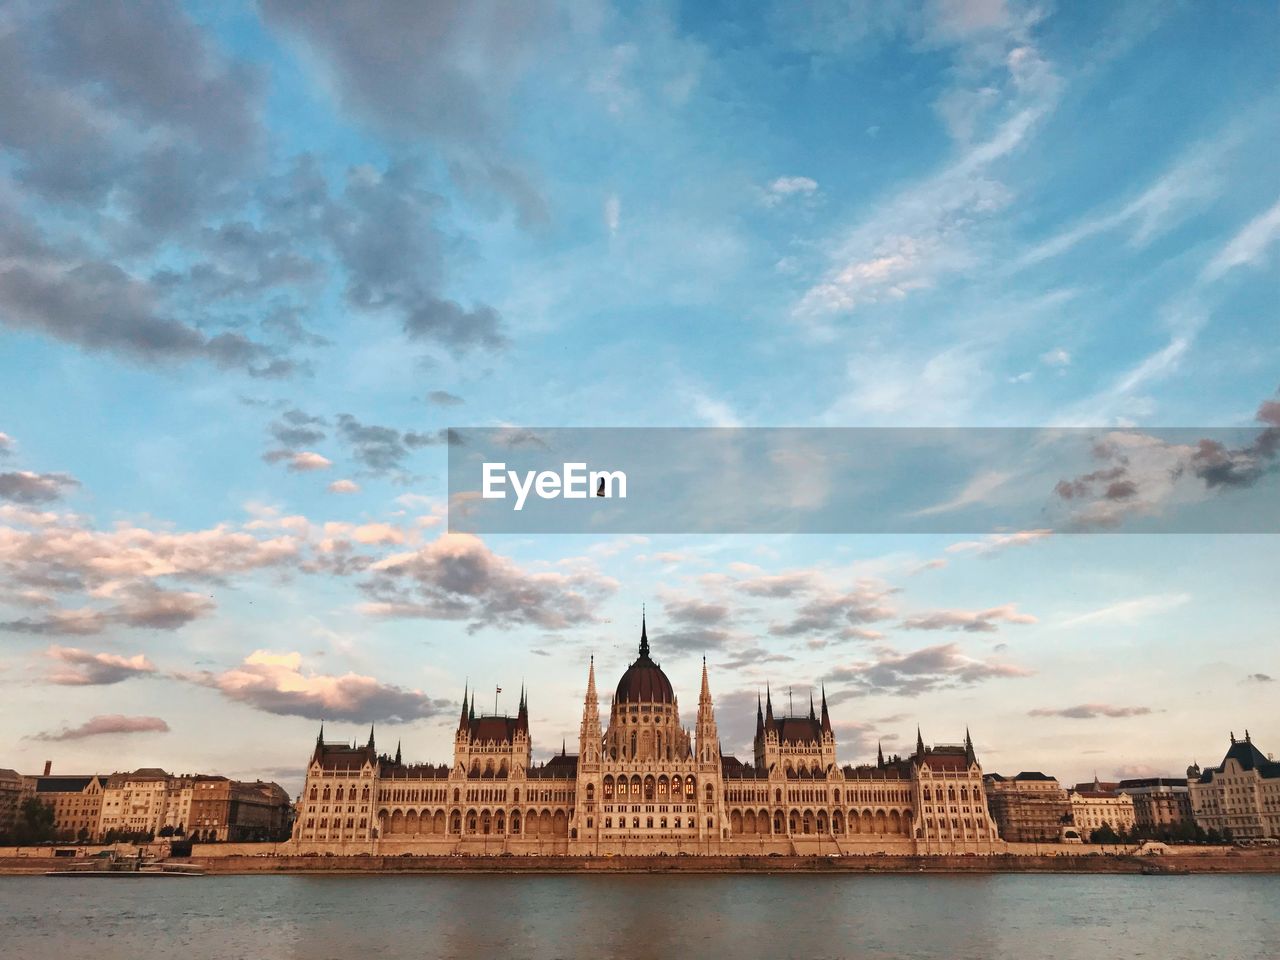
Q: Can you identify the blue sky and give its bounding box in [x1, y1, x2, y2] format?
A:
[0, 0, 1276, 793]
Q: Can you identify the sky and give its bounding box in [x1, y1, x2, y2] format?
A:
[0, 0, 1277, 796]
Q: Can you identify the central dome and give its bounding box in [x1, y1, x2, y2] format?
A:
[614, 615, 675, 705]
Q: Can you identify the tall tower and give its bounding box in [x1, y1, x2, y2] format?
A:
[695, 657, 719, 767]
[573, 656, 604, 846]
[579, 657, 602, 768]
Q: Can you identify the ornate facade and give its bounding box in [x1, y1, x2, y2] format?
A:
[292, 618, 1002, 854]
[984, 771, 1072, 842]
[1187, 732, 1280, 839]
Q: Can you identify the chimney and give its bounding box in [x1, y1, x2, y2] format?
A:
[43, 760, 52, 776]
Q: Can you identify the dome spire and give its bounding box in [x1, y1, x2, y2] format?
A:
[639, 604, 650, 658]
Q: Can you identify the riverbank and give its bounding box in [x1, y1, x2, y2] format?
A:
[5, 849, 1278, 875]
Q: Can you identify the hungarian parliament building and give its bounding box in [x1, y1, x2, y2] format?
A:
[292, 618, 1002, 854]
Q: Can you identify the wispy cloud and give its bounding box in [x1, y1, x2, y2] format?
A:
[45, 645, 156, 685]
[1059, 593, 1190, 627]
[183, 649, 447, 722]
[1201, 196, 1280, 283]
[826, 641, 1033, 697]
[1029, 703, 1153, 719]
[30, 714, 170, 741]
[901, 602, 1036, 633]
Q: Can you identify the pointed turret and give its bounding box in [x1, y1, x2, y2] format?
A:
[765, 683, 774, 727]
[916, 726, 925, 757]
[578, 654, 603, 766]
[820, 684, 832, 734]
[458, 682, 469, 732]
[517, 683, 529, 732]
[367, 723, 375, 750]
[316, 722, 324, 744]
[394, 740, 402, 765]
[695, 655, 719, 766]
[639, 605, 650, 659]
[877, 740, 885, 768]
[756, 692, 765, 738]
[808, 689, 816, 721]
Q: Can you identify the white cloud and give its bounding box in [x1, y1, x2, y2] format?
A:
[185, 649, 444, 722]
[328, 479, 360, 494]
[763, 176, 818, 206]
[901, 602, 1037, 632]
[45, 645, 156, 685]
[1201, 196, 1280, 283]
[946, 529, 1051, 555]
[31, 714, 169, 741]
[911, 469, 1011, 517]
[604, 193, 621, 236]
[360, 532, 616, 631]
[1018, 135, 1236, 267]
[1060, 592, 1190, 627]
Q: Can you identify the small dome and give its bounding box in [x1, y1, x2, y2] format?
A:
[614, 612, 675, 705]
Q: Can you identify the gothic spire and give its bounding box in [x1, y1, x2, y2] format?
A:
[639, 605, 650, 658]
[964, 727, 976, 766]
[916, 726, 925, 757]
[367, 723, 375, 749]
[808, 689, 816, 721]
[877, 740, 885, 767]
[820, 684, 832, 734]
[765, 682, 774, 726]
[459, 682, 469, 731]
[394, 740, 402, 765]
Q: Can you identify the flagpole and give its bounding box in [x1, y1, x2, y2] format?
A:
[495, 685, 499, 716]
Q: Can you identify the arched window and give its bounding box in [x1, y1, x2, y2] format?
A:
[586, 784, 595, 802]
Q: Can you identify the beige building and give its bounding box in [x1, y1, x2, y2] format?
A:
[292, 618, 1002, 855]
[0, 768, 24, 839]
[984, 772, 1071, 842]
[1118, 778, 1192, 834]
[99, 769, 194, 838]
[189, 776, 292, 841]
[1187, 732, 1280, 839]
[1068, 779, 1136, 839]
[22, 773, 108, 840]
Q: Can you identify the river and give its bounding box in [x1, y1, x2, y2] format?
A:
[3, 873, 1277, 959]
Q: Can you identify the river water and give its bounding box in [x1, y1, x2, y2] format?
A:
[2, 874, 1277, 959]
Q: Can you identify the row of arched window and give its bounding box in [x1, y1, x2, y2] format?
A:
[599, 774, 705, 801]
[309, 784, 370, 802]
